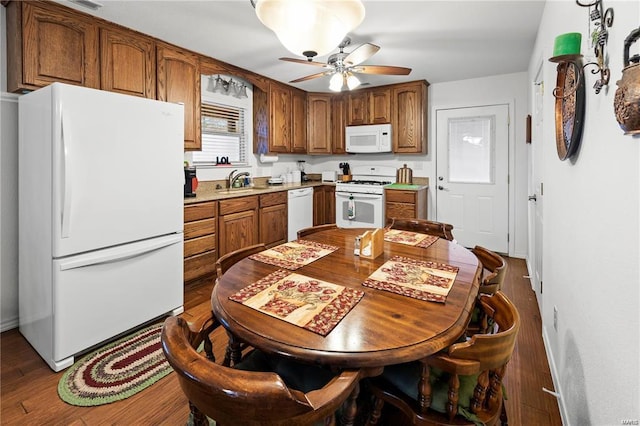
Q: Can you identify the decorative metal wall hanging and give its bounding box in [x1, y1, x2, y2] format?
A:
[614, 27, 640, 135]
[549, 33, 586, 160]
[554, 61, 586, 160]
[576, 0, 614, 94]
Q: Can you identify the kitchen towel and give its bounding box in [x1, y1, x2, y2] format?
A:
[348, 196, 356, 219]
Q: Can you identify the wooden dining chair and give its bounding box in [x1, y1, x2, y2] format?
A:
[471, 245, 507, 295]
[467, 246, 508, 335]
[162, 315, 362, 426]
[297, 223, 338, 239]
[215, 243, 266, 366]
[388, 218, 455, 241]
[366, 291, 520, 426]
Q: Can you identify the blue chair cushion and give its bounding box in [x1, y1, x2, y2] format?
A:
[381, 361, 481, 423]
[235, 349, 336, 393]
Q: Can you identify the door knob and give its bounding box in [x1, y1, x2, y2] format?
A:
[438, 185, 445, 190]
[438, 176, 444, 181]
[528, 194, 537, 201]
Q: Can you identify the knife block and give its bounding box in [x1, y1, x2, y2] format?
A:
[359, 228, 384, 259]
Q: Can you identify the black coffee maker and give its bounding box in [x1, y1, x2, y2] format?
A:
[184, 167, 197, 198]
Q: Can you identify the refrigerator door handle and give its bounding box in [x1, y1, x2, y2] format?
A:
[61, 109, 72, 238]
[58, 234, 183, 271]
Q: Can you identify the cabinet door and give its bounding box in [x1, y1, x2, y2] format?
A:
[291, 89, 307, 153]
[324, 186, 336, 224]
[370, 88, 391, 124]
[313, 186, 324, 226]
[307, 94, 332, 154]
[20, 2, 99, 90]
[331, 95, 347, 154]
[157, 44, 201, 150]
[392, 81, 427, 153]
[270, 84, 292, 153]
[218, 210, 259, 257]
[260, 204, 288, 248]
[100, 26, 155, 99]
[347, 91, 369, 125]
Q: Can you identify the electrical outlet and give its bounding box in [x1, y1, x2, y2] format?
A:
[553, 306, 558, 331]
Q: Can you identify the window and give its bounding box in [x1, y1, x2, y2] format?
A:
[447, 115, 495, 184]
[193, 101, 247, 165]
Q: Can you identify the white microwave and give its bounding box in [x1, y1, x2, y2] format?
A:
[345, 124, 392, 153]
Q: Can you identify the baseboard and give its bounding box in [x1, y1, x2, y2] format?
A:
[1, 317, 18, 333]
[542, 327, 570, 425]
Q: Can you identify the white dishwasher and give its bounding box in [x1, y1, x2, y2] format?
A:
[288, 188, 314, 241]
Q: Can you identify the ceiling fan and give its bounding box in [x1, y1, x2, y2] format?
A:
[280, 37, 411, 91]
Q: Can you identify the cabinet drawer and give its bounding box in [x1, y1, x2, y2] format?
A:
[184, 250, 216, 282]
[386, 203, 417, 222]
[219, 196, 258, 215]
[386, 190, 416, 203]
[260, 191, 287, 207]
[184, 234, 217, 258]
[184, 201, 216, 222]
[184, 218, 216, 240]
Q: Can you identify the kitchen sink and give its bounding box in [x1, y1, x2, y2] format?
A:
[216, 188, 255, 194]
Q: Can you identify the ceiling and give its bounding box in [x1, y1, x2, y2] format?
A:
[59, 0, 546, 92]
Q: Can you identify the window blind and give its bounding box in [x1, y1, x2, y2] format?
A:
[193, 101, 247, 165]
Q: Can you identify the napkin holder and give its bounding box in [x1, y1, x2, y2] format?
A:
[359, 228, 384, 259]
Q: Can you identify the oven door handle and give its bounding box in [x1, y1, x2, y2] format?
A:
[336, 192, 382, 200]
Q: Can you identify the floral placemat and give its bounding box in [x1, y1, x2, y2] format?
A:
[229, 270, 364, 336]
[363, 256, 459, 303]
[249, 240, 339, 270]
[384, 229, 439, 248]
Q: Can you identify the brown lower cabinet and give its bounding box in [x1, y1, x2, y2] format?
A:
[183, 201, 217, 283]
[218, 196, 259, 257]
[385, 188, 427, 224]
[313, 186, 336, 226]
[259, 192, 288, 248]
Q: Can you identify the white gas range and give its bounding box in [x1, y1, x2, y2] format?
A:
[335, 165, 396, 228]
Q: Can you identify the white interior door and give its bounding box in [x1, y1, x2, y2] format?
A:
[529, 67, 544, 304]
[436, 105, 509, 253]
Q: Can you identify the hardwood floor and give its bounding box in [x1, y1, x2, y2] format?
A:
[1, 258, 561, 425]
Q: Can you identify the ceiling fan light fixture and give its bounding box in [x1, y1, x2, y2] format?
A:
[329, 72, 344, 92]
[254, 0, 365, 58]
[346, 72, 360, 90]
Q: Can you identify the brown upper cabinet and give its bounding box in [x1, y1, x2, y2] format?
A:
[156, 43, 201, 150]
[291, 88, 308, 154]
[100, 26, 156, 99]
[392, 80, 428, 154]
[347, 87, 392, 126]
[331, 95, 347, 154]
[6, 1, 99, 92]
[270, 82, 292, 153]
[307, 93, 332, 155]
[254, 82, 308, 154]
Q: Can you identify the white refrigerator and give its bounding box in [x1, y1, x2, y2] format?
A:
[19, 83, 185, 371]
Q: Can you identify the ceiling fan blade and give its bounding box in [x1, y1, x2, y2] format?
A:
[355, 65, 412, 75]
[280, 57, 328, 68]
[343, 43, 380, 66]
[289, 71, 330, 83]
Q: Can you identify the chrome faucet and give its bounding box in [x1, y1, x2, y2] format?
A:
[226, 169, 238, 189]
[229, 170, 250, 189]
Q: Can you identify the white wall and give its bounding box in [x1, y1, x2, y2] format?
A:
[529, 1, 639, 424]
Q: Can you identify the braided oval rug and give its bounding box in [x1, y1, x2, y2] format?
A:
[58, 322, 172, 406]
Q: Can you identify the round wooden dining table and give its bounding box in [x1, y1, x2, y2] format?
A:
[211, 227, 481, 370]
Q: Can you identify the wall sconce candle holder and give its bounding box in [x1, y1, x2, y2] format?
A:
[576, 0, 614, 94]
